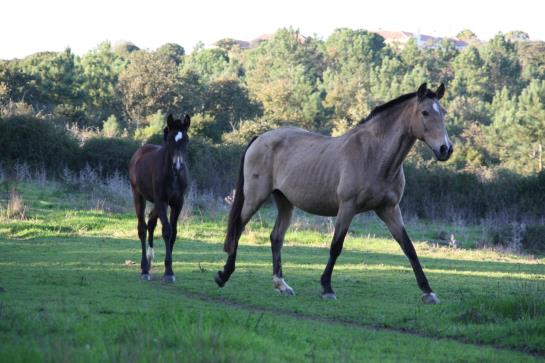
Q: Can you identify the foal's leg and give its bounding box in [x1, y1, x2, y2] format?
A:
[376, 204, 439, 304]
[155, 202, 174, 282]
[146, 208, 158, 270]
[320, 204, 355, 299]
[168, 201, 183, 256]
[132, 191, 150, 280]
[270, 191, 294, 295]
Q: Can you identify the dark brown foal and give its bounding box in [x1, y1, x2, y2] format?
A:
[129, 114, 190, 282]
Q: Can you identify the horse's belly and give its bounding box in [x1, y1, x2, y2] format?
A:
[281, 190, 339, 217]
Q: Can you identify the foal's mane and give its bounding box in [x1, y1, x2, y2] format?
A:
[359, 89, 438, 124]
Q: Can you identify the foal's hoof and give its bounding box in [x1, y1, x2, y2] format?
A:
[276, 287, 295, 296]
[321, 292, 337, 300]
[272, 276, 295, 296]
[163, 275, 176, 283]
[214, 271, 226, 287]
[140, 274, 151, 281]
[422, 292, 440, 304]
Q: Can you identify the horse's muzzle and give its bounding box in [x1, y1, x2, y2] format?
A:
[434, 143, 453, 161]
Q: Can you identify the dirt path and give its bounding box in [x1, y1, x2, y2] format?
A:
[159, 284, 544, 359]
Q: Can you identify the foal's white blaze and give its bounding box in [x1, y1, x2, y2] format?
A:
[432, 101, 440, 114]
[174, 132, 183, 142]
[173, 155, 183, 171]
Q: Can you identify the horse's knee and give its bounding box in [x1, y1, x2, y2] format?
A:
[138, 222, 147, 239]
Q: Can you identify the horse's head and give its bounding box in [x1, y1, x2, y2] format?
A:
[410, 83, 453, 161]
[163, 114, 190, 173]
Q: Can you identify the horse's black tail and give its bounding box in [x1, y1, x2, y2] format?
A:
[224, 136, 258, 254]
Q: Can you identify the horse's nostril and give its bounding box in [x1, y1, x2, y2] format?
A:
[440, 144, 448, 156]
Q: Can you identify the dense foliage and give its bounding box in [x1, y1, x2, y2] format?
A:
[1, 28, 544, 220]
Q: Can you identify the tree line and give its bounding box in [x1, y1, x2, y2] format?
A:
[1, 27, 545, 175]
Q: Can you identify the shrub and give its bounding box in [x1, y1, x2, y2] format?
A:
[80, 137, 139, 176]
[0, 115, 80, 173]
[188, 137, 243, 194]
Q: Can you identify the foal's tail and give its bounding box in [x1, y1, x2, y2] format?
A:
[224, 136, 258, 254]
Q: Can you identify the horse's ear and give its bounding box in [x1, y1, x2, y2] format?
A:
[417, 83, 428, 102]
[163, 127, 169, 142]
[182, 114, 191, 130]
[436, 83, 445, 100]
[167, 114, 174, 129]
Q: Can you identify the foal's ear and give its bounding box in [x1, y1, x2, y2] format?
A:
[167, 114, 174, 129]
[182, 114, 191, 130]
[436, 83, 445, 100]
[417, 83, 428, 102]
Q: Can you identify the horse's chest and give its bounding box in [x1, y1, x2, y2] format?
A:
[166, 176, 186, 202]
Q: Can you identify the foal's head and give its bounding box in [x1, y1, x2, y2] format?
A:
[163, 114, 191, 173]
[410, 83, 453, 161]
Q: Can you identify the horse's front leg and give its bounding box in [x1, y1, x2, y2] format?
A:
[376, 204, 439, 304]
[169, 201, 183, 256]
[320, 204, 355, 299]
[156, 202, 175, 282]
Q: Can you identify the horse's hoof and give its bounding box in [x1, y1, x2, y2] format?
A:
[214, 271, 225, 287]
[422, 292, 440, 304]
[277, 287, 295, 296]
[140, 274, 151, 281]
[163, 275, 176, 283]
[321, 292, 337, 300]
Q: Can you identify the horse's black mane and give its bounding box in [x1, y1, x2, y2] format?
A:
[359, 89, 437, 124]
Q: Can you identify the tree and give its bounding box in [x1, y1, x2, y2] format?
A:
[203, 77, 262, 140]
[80, 42, 126, 126]
[113, 41, 140, 58]
[18, 49, 85, 111]
[244, 28, 325, 129]
[505, 30, 530, 43]
[450, 46, 490, 100]
[486, 88, 526, 172]
[182, 47, 240, 83]
[517, 80, 545, 172]
[155, 43, 185, 65]
[322, 29, 387, 131]
[516, 41, 545, 82]
[481, 34, 522, 95]
[117, 51, 185, 128]
[456, 29, 480, 44]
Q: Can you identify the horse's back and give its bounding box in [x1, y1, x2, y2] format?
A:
[245, 127, 343, 215]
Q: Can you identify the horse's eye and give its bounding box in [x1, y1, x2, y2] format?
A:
[422, 110, 429, 116]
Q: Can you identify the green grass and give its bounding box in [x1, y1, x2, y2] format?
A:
[1, 181, 544, 362]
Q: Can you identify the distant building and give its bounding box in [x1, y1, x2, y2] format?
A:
[373, 30, 468, 50]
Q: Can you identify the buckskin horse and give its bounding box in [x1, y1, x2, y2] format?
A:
[129, 114, 190, 282]
[214, 83, 452, 304]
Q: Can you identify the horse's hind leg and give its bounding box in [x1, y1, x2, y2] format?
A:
[215, 185, 270, 287]
[271, 191, 295, 295]
[132, 190, 150, 280]
[146, 207, 158, 270]
[320, 204, 355, 299]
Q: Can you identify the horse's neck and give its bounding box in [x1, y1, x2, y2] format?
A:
[360, 106, 415, 179]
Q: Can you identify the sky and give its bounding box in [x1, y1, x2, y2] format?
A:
[1, 0, 543, 59]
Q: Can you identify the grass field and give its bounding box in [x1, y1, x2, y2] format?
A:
[1, 181, 544, 362]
